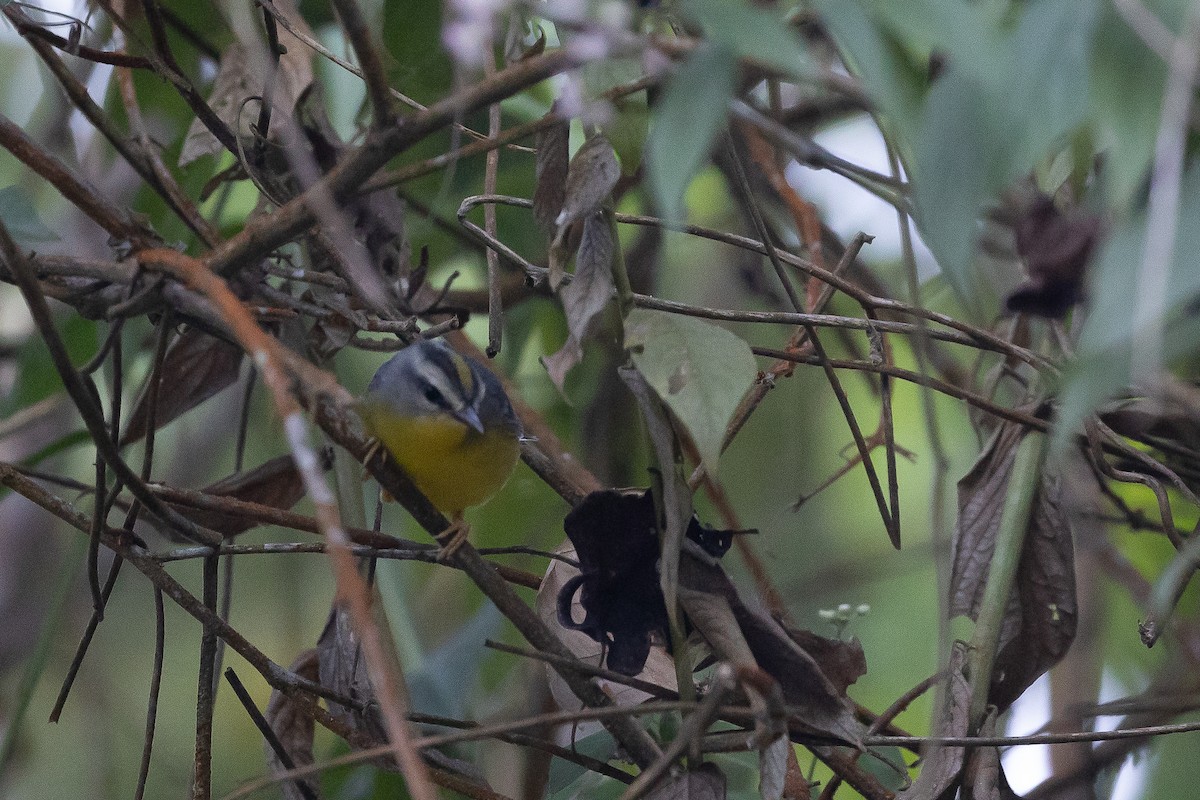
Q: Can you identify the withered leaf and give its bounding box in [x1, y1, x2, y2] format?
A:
[180, 0, 315, 166]
[759, 735, 790, 800]
[533, 114, 570, 237]
[541, 211, 616, 389]
[646, 763, 726, 800]
[317, 606, 388, 748]
[173, 451, 331, 538]
[1006, 194, 1101, 318]
[679, 555, 863, 747]
[773, 620, 867, 696]
[121, 328, 244, 447]
[950, 420, 1076, 712]
[265, 648, 323, 800]
[555, 135, 619, 236]
[905, 642, 970, 800]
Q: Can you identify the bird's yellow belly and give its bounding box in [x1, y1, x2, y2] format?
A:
[363, 409, 519, 515]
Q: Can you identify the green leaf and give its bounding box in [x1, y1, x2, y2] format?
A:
[685, 0, 811, 78]
[1089, 3, 1168, 209]
[0, 186, 58, 243]
[814, 0, 927, 148]
[546, 729, 617, 796]
[645, 43, 736, 223]
[624, 309, 756, 474]
[907, 0, 1098, 312]
[1002, 0, 1099, 174]
[603, 98, 649, 177]
[910, 69, 999, 314]
[861, 745, 910, 791]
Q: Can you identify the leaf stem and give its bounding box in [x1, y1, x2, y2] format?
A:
[966, 431, 1046, 728]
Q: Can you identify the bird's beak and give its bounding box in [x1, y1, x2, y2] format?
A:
[455, 406, 485, 434]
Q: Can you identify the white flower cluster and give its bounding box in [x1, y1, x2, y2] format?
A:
[443, 0, 512, 67]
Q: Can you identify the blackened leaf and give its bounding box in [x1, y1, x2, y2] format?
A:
[645, 763, 726, 800]
[951, 421, 1076, 711]
[534, 115, 570, 236]
[555, 135, 619, 235]
[537, 543, 677, 724]
[555, 489, 739, 677]
[1006, 194, 1101, 318]
[265, 649, 323, 800]
[121, 328, 244, 447]
[557, 489, 670, 676]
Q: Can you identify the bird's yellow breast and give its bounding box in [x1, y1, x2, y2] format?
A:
[361, 405, 520, 516]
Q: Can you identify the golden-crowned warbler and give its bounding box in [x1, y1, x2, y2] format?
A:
[358, 339, 521, 552]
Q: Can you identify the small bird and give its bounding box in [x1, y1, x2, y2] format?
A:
[357, 339, 522, 555]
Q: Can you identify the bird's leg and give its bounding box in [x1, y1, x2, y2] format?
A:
[361, 437, 384, 471]
[436, 516, 470, 561]
[361, 438, 398, 502]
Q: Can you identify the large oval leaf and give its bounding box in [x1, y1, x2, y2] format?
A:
[624, 309, 756, 474]
[645, 43, 737, 224]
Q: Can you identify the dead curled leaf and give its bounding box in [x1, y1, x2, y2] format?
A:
[121, 328, 244, 447]
[265, 649, 323, 800]
[679, 555, 864, 747]
[316, 606, 389, 754]
[950, 419, 1076, 712]
[555, 135, 620, 237]
[906, 643, 971, 800]
[170, 449, 333, 537]
[533, 113, 570, 237]
[541, 211, 616, 390]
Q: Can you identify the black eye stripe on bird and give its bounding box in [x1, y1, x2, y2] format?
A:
[421, 342, 477, 407]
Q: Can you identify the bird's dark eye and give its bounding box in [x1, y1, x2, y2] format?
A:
[423, 384, 444, 406]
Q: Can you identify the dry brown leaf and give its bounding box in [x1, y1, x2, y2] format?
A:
[554, 135, 619, 241]
[905, 643, 971, 800]
[950, 420, 1076, 711]
[533, 115, 570, 237]
[679, 556, 864, 747]
[180, 0, 315, 166]
[645, 763, 727, 800]
[172, 451, 330, 537]
[316, 607, 388, 749]
[541, 212, 616, 390]
[121, 328, 244, 447]
[265, 649, 323, 800]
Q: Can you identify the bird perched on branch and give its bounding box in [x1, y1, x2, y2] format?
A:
[358, 338, 521, 556]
